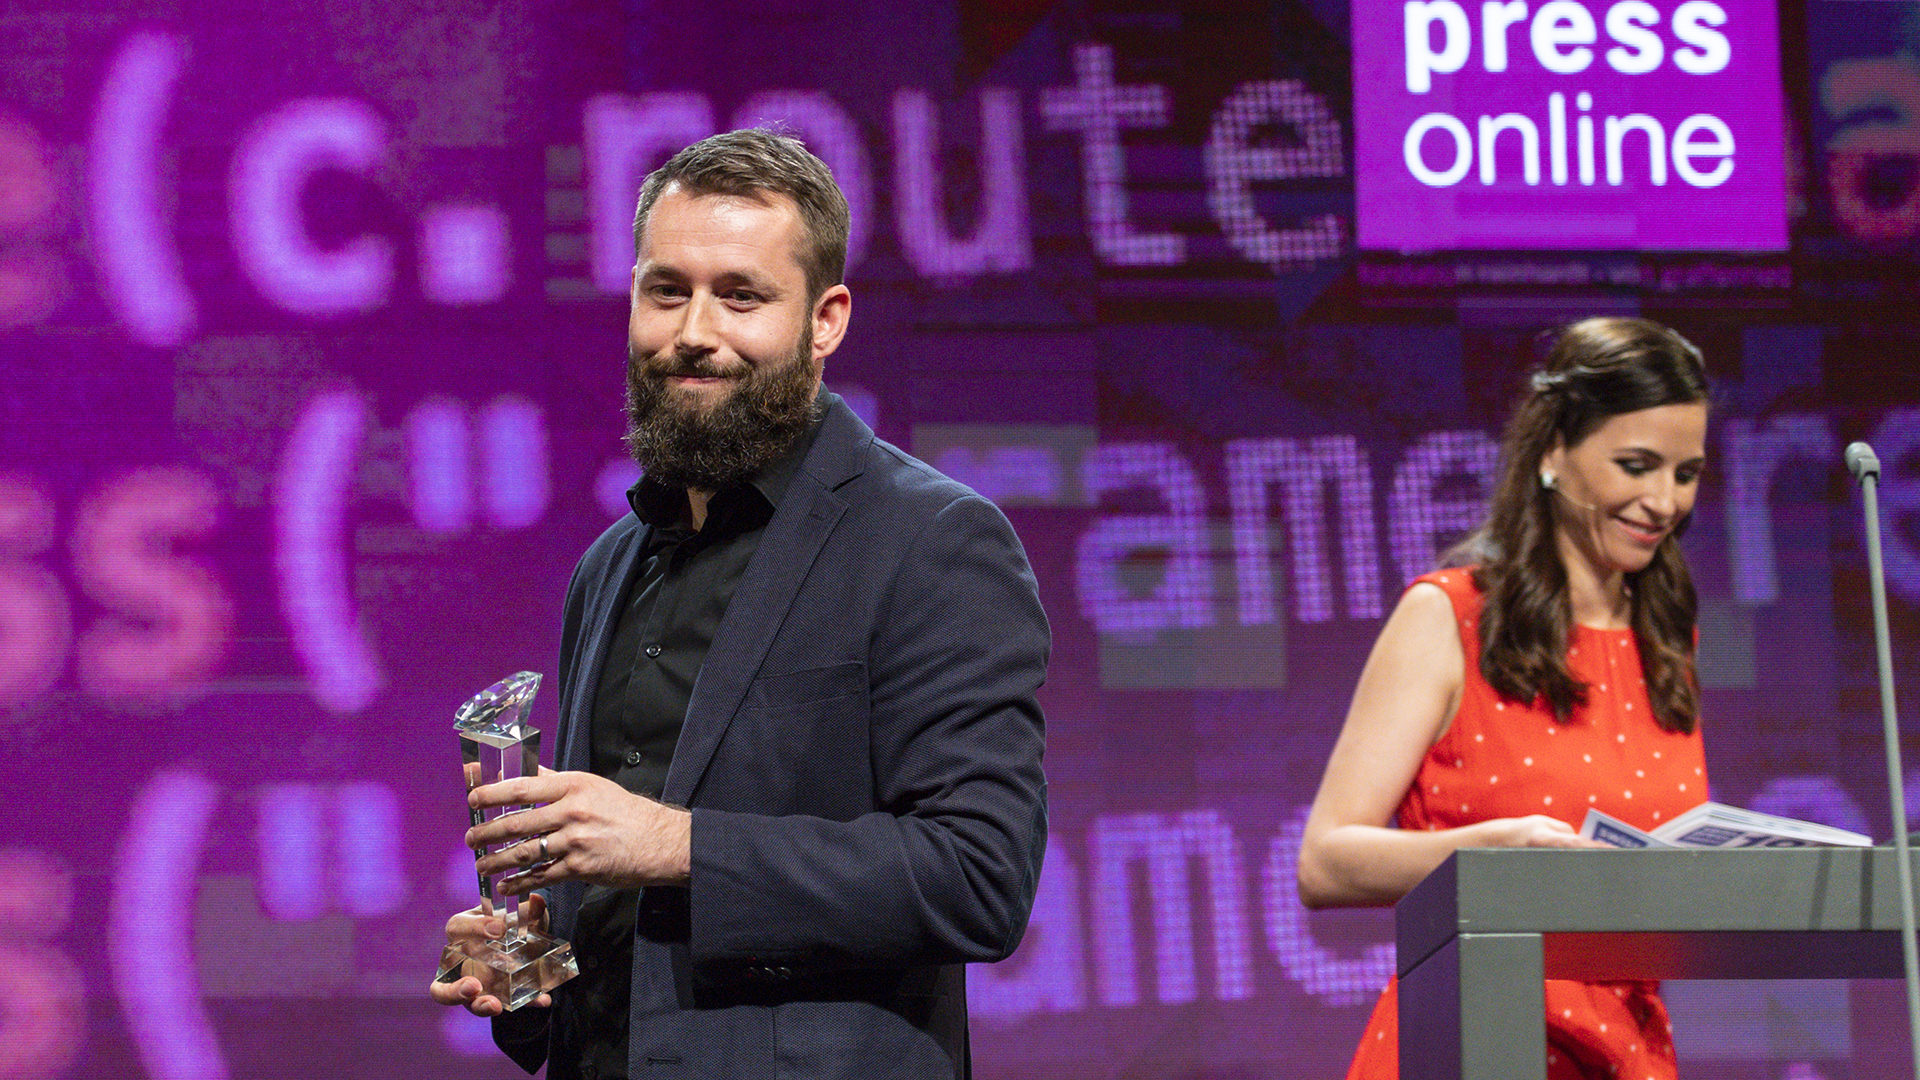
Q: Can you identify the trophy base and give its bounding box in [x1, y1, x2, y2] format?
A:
[436, 927, 579, 1012]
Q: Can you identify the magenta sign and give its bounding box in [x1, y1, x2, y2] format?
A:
[1353, 0, 1787, 251]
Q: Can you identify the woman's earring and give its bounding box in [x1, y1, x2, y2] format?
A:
[1540, 471, 1556, 489]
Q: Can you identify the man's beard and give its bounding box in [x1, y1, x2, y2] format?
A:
[622, 333, 821, 491]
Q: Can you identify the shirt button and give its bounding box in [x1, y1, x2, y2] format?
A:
[644, 643, 662, 658]
[625, 750, 644, 767]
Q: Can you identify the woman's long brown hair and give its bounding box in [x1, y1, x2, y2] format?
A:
[1441, 317, 1709, 733]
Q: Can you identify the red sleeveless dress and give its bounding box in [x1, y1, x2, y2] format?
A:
[1344, 570, 1709, 1080]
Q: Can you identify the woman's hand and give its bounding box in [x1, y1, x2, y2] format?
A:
[1470, 814, 1611, 850]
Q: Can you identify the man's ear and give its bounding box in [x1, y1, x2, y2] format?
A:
[810, 284, 852, 364]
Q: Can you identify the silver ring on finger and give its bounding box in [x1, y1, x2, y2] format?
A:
[538, 835, 550, 864]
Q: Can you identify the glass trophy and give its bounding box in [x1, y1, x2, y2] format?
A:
[433, 671, 578, 1010]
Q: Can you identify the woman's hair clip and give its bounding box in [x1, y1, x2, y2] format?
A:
[1530, 369, 1565, 393]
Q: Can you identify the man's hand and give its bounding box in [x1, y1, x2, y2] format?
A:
[467, 769, 692, 893]
[430, 894, 552, 1015]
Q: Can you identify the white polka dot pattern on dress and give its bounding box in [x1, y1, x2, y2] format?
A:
[1365, 573, 1704, 1067]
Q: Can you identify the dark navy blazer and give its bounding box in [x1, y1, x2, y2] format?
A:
[494, 391, 1050, 1079]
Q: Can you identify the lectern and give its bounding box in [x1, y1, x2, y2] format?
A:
[1397, 847, 1916, 1079]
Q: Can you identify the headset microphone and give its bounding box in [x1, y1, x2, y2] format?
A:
[1540, 472, 1600, 514]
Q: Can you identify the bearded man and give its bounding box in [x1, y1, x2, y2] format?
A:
[429, 128, 1050, 1080]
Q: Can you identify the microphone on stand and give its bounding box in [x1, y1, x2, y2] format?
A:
[1847, 442, 1880, 482]
[1846, 440, 1920, 1080]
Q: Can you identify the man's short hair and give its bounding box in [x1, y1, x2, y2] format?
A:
[632, 129, 851, 303]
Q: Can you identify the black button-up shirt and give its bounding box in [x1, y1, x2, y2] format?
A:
[571, 422, 819, 1080]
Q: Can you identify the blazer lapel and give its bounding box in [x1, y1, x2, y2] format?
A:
[661, 393, 870, 804]
[558, 523, 646, 773]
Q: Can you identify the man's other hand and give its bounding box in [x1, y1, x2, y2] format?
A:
[429, 894, 552, 1015]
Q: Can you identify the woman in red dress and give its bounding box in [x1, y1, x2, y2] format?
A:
[1297, 317, 1712, 1080]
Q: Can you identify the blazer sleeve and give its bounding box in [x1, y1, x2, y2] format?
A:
[489, 1007, 551, 1074]
[686, 492, 1050, 972]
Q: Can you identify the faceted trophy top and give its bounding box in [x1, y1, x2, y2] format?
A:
[454, 671, 542, 748]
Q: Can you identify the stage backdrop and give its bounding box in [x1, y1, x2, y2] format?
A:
[7, 0, 1920, 1076]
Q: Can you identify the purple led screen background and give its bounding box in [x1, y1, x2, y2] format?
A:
[7, 0, 1920, 1077]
